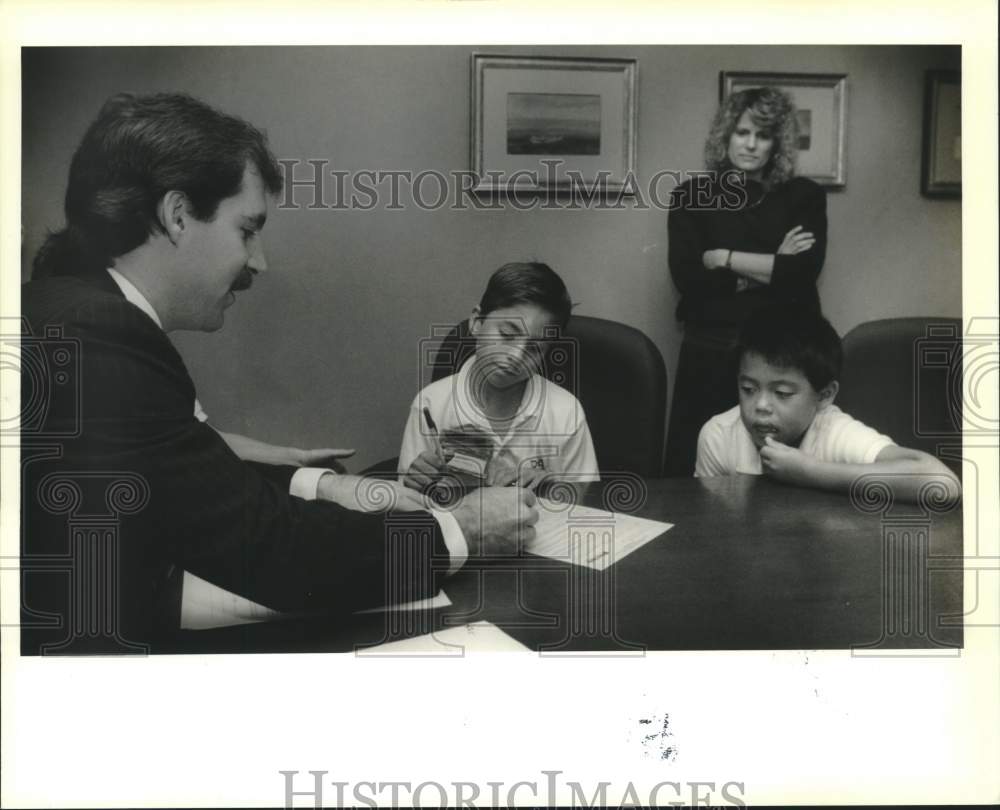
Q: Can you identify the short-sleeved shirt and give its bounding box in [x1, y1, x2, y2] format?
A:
[694, 404, 895, 477]
[399, 355, 600, 483]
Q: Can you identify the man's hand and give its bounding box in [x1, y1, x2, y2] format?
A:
[215, 429, 355, 471]
[514, 466, 548, 491]
[484, 465, 547, 491]
[451, 487, 539, 556]
[317, 473, 425, 512]
[321, 474, 541, 556]
[759, 436, 813, 484]
[402, 449, 454, 491]
[483, 452, 548, 491]
[295, 447, 356, 473]
[777, 225, 815, 256]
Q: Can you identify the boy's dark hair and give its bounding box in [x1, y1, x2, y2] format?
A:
[738, 306, 843, 391]
[478, 262, 573, 329]
[33, 92, 283, 279]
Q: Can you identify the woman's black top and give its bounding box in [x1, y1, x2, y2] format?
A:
[668, 174, 827, 327]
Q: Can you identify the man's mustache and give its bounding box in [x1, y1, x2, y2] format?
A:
[230, 268, 255, 292]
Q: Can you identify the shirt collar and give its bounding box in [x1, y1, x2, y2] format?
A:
[106, 268, 163, 330]
[453, 354, 545, 437]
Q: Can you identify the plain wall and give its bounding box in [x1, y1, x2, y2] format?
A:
[21, 45, 961, 470]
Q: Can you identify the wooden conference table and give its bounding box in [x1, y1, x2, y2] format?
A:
[162, 475, 964, 654]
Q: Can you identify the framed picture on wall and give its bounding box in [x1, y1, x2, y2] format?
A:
[471, 54, 637, 193]
[720, 70, 848, 187]
[921, 69, 961, 198]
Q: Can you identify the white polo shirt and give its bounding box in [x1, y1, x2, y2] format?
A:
[399, 355, 600, 483]
[695, 404, 895, 478]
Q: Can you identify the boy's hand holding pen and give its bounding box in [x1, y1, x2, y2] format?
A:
[401, 408, 455, 492]
[485, 453, 544, 491]
[399, 407, 540, 553]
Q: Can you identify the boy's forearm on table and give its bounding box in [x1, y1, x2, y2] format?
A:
[798, 456, 961, 504]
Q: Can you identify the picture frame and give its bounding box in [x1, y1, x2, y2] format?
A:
[921, 69, 961, 198]
[471, 54, 637, 193]
[720, 70, 848, 187]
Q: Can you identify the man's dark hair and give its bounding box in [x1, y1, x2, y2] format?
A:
[738, 305, 843, 391]
[33, 92, 283, 279]
[478, 262, 573, 329]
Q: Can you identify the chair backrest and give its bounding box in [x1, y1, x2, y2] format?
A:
[430, 315, 668, 477]
[837, 317, 962, 472]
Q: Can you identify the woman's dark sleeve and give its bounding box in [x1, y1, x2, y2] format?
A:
[770, 179, 827, 293]
[668, 185, 737, 300]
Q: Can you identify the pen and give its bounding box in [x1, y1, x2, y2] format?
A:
[422, 407, 444, 457]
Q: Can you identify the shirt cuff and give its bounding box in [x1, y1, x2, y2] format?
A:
[291, 470, 467, 574]
[430, 508, 468, 576]
[290, 467, 333, 500]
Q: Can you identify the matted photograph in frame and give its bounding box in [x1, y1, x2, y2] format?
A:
[720, 70, 847, 187]
[921, 69, 962, 198]
[471, 54, 637, 192]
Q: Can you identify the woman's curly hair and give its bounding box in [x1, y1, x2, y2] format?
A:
[703, 86, 800, 188]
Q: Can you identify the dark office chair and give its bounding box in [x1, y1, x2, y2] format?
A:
[836, 317, 963, 474]
[428, 315, 668, 477]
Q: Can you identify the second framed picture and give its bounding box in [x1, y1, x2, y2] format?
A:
[471, 54, 637, 193]
[720, 70, 848, 187]
[921, 69, 961, 198]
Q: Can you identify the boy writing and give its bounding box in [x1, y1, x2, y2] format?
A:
[399, 262, 600, 491]
[695, 307, 961, 504]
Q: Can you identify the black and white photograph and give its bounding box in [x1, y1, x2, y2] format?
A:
[1, 2, 997, 808]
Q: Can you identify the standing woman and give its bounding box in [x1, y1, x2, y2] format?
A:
[664, 86, 827, 476]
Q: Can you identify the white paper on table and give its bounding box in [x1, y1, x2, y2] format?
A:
[179, 571, 451, 631]
[356, 620, 529, 656]
[354, 591, 452, 615]
[525, 497, 673, 570]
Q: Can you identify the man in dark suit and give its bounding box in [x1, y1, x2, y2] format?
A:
[20, 92, 537, 653]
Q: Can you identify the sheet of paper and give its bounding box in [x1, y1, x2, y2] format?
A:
[354, 591, 452, 615]
[356, 620, 530, 656]
[179, 571, 451, 631]
[525, 497, 673, 570]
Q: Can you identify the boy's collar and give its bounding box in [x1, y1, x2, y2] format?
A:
[453, 354, 545, 433]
